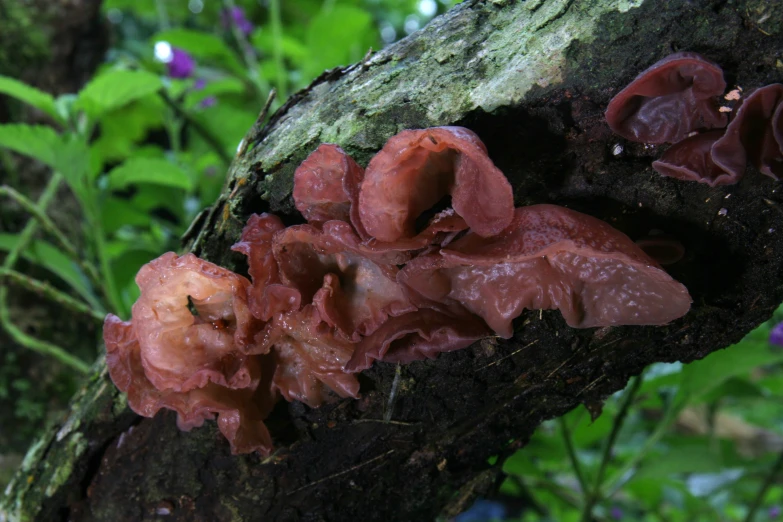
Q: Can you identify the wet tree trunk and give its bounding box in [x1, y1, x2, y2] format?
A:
[3, 1, 783, 520]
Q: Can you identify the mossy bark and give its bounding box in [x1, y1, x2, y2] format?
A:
[4, 0, 783, 520]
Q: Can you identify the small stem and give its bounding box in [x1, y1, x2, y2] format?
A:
[0, 268, 104, 323]
[1, 174, 62, 270]
[0, 173, 89, 373]
[155, 0, 170, 30]
[0, 185, 102, 287]
[159, 90, 232, 165]
[603, 390, 689, 498]
[525, 477, 583, 511]
[559, 416, 588, 495]
[268, 0, 287, 100]
[86, 196, 124, 316]
[506, 475, 548, 517]
[743, 449, 783, 522]
[223, 0, 267, 102]
[0, 303, 89, 373]
[580, 373, 643, 522]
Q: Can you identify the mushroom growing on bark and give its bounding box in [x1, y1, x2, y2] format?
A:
[103, 253, 275, 455]
[712, 83, 783, 181]
[605, 52, 727, 144]
[104, 126, 692, 454]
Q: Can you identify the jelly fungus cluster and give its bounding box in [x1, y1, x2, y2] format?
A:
[606, 52, 783, 186]
[103, 126, 691, 455]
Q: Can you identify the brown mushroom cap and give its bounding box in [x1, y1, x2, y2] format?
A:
[400, 205, 692, 337]
[357, 126, 514, 242]
[605, 52, 727, 144]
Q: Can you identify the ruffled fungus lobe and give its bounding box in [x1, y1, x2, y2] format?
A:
[129, 253, 263, 391]
[712, 83, 783, 180]
[651, 130, 737, 186]
[103, 253, 275, 455]
[357, 126, 514, 242]
[231, 213, 301, 321]
[400, 205, 692, 337]
[261, 305, 360, 407]
[105, 125, 694, 454]
[271, 223, 415, 340]
[293, 144, 364, 224]
[345, 309, 490, 372]
[606, 52, 727, 144]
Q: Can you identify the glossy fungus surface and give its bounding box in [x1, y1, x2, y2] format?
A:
[606, 52, 727, 144]
[713, 84, 783, 180]
[105, 126, 692, 454]
[357, 126, 514, 242]
[652, 130, 736, 186]
[103, 254, 275, 455]
[293, 144, 364, 224]
[400, 205, 692, 337]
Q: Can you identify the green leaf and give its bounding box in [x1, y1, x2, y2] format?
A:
[100, 197, 156, 234]
[188, 103, 255, 154]
[0, 124, 60, 166]
[251, 29, 309, 67]
[0, 124, 89, 202]
[0, 234, 101, 310]
[153, 29, 244, 75]
[568, 405, 614, 448]
[107, 157, 194, 191]
[680, 340, 783, 400]
[91, 94, 165, 164]
[634, 443, 724, 480]
[0, 75, 60, 122]
[183, 77, 246, 110]
[303, 6, 378, 82]
[77, 69, 163, 118]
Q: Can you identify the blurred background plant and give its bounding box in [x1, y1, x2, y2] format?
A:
[0, 1, 782, 520]
[0, 0, 456, 487]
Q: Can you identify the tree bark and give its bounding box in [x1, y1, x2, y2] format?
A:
[3, 0, 783, 520]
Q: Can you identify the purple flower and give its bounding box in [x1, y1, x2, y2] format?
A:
[222, 6, 254, 36]
[167, 48, 195, 79]
[193, 78, 207, 90]
[771, 323, 783, 347]
[199, 96, 217, 109]
[770, 506, 781, 519]
[610, 506, 623, 520]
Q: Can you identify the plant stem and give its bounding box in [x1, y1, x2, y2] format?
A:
[0, 268, 104, 322]
[559, 416, 588, 495]
[743, 448, 783, 522]
[603, 389, 689, 498]
[223, 0, 267, 103]
[0, 174, 90, 373]
[0, 305, 90, 373]
[85, 195, 124, 316]
[155, 0, 170, 30]
[159, 91, 233, 166]
[0, 184, 102, 287]
[268, 0, 287, 100]
[580, 374, 643, 522]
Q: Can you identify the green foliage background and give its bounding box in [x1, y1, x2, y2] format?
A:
[0, 1, 782, 520]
